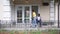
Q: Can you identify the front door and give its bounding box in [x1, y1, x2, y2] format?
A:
[16, 5, 31, 23]
[16, 5, 39, 24]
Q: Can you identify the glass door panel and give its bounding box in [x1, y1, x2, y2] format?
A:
[32, 6, 38, 16]
[17, 7, 22, 23]
[17, 6, 31, 23]
[24, 6, 30, 23]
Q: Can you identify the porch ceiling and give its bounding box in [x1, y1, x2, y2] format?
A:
[13, 0, 42, 5]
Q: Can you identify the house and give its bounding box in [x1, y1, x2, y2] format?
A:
[0, 0, 59, 30]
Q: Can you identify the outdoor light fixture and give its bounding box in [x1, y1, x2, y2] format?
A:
[25, 0, 29, 3]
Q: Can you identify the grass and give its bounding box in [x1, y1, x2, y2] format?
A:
[0, 29, 13, 31]
[0, 29, 59, 34]
[41, 29, 59, 34]
[48, 29, 59, 34]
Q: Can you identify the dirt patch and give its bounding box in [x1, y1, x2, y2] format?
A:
[0, 32, 10, 34]
[14, 31, 25, 34]
[27, 32, 31, 34]
[41, 32, 50, 34]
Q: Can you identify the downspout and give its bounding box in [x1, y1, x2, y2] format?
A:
[58, 0, 59, 28]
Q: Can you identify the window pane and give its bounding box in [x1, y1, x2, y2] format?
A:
[17, 19, 22, 23]
[24, 6, 30, 23]
[32, 6, 38, 15]
[17, 9, 22, 23]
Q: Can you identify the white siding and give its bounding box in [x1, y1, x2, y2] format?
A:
[0, 0, 3, 20]
[2, 0, 11, 20]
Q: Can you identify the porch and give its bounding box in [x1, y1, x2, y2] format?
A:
[0, 0, 59, 30]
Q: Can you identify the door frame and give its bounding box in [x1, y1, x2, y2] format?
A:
[15, 5, 32, 24]
[15, 5, 40, 24]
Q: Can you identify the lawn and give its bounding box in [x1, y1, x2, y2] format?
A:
[0, 29, 60, 34]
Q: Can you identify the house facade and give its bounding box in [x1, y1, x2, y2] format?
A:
[0, 0, 59, 29]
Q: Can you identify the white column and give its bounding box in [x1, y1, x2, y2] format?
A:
[54, 3, 58, 27]
[50, 0, 55, 23]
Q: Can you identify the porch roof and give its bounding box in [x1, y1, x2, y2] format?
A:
[12, 0, 50, 5]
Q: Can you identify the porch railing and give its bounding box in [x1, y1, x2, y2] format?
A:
[0, 20, 58, 30]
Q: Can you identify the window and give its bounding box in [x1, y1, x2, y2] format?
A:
[17, 10, 22, 23]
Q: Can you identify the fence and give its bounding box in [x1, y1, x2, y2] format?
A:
[0, 20, 58, 30]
